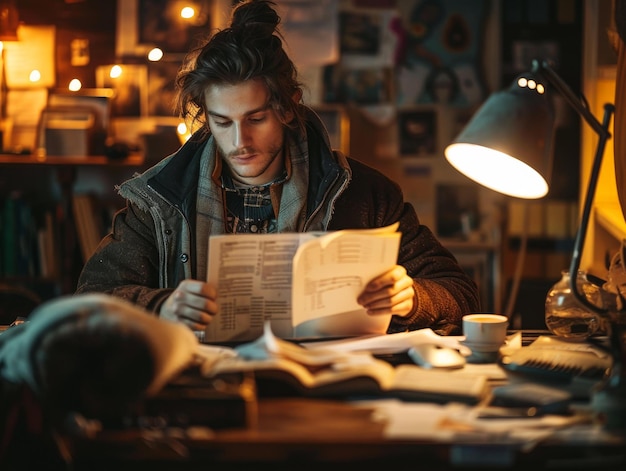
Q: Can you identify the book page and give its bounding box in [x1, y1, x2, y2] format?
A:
[206, 232, 317, 342]
[292, 224, 400, 337]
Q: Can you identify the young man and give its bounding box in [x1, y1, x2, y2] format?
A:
[76, 0, 480, 336]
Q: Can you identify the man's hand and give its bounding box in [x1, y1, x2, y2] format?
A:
[357, 265, 415, 318]
[159, 280, 218, 330]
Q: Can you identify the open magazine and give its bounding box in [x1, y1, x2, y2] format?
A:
[205, 223, 401, 342]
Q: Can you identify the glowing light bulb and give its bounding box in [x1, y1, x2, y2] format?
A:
[68, 79, 82, 91]
[29, 69, 41, 82]
[177, 122, 192, 143]
[148, 48, 163, 61]
[110, 65, 123, 79]
[181, 6, 195, 19]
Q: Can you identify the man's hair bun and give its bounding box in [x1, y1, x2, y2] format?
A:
[230, 0, 281, 37]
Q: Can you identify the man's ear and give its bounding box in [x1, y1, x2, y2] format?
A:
[292, 88, 303, 104]
[284, 89, 303, 123]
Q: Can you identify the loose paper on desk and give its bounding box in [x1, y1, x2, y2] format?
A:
[205, 223, 400, 342]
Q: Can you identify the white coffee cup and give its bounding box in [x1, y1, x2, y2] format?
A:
[462, 314, 508, 352]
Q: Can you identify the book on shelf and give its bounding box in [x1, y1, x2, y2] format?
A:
[1, 195, 17, 276]
[1, 193, 39, 277]
[199, 324, 489, 404]
[204, 223, 401, 343]
[71, 193, 104, 262]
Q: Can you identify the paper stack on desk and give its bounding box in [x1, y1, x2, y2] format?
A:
[200, 323, 489, 404]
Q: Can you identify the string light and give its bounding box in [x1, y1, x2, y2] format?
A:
[148, 48, 163, 61]
[29, 69, 40, 82]
[109, 64, 122, 79]
[68, 78, 82, 91]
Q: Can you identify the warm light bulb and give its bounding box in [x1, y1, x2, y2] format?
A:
[181, 6, 195, 19]
[445, 143, 549, 199]
[68, 79, 82, 91]
[148, 48, 163, 61]
[110, 64, 123, 79]
[177, 122, 191, 143]
[29, 69, 41, 82]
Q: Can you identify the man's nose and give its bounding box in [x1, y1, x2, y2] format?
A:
[233, 123, 248, 148]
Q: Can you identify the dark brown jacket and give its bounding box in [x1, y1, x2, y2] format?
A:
[76, 108, 479, 335]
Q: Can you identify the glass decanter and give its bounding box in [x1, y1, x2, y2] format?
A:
[544, 269, 605, 340]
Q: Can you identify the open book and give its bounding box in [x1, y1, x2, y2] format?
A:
[199, 324, 489, 405]
[205, 223, 401, 342]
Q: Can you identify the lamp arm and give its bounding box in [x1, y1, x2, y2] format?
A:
[568, 103, 615, 314]
[533, 60, 610, 140]
[531, 61, 615, 314]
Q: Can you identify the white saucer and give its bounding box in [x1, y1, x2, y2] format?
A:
[461, 340, 502, 353]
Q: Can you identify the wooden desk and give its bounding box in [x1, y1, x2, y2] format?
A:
[59, 394, 626, 470]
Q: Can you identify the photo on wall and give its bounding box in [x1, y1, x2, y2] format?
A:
[435, 183, 480, 239]
[138, 0, 212, 54]
[397, 108, 437, 157]
[96, 64, 148, 117]
[323, 65, 393, 105]
[339, 9, 382, 55]
[116, 0, 212, 58]
[147, 61, 181, 117]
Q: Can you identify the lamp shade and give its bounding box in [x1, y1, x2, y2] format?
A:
[445, 74, 555, 199]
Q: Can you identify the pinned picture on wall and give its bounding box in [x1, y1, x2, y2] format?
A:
[339, 10, 382, 55]
[435, 183, 480, 239]
[394, 0, 489, 107]
[147, 61, 181, 117]
[139, 0, 211, 54]
[96, 64, 148, 117]
[323, 65, 393, 105]
[116, 0, 211, 58]
[397, 108, 437, 157]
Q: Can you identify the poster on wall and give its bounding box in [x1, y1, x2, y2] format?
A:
[394, 0, 489, 107]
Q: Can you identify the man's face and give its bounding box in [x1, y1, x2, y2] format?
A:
[205, 79, 286, 186]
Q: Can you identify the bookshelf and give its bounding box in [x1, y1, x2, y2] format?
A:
[0, 153, 147, 301]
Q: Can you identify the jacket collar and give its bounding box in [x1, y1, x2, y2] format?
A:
[144, 105, 349, 214]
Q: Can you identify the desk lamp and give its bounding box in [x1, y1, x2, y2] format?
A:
[445, 59, 614, 318]
[445, 59, 626, 431]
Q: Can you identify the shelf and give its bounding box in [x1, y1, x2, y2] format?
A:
[595, 203, 626, 241]
[0, 153, 145, 167]
[588, 204, 626, 278]
[507, 236, 575, 252]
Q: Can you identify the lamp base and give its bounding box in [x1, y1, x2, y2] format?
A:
[590, 309, 626, 431]
[591, 367, 626, 432]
